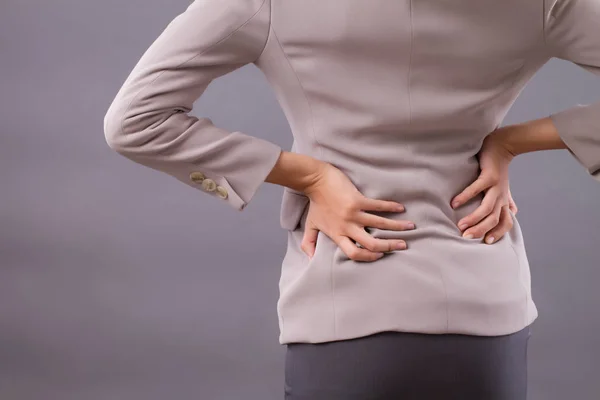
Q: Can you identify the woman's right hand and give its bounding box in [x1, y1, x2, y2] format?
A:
[300, 163, 416, 262]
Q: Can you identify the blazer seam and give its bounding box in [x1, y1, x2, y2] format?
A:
[270, 28, 325, 163]
[509, 240, 529, 328]
[329, 238, 338, 339]
[119, 0, 269, 139]
[490, 49, 541, 131]
[269, 26, 335, 338]
[253, 0, 272, 63]
[542, 0, 549, 47]
[423, 211, 449, 332]
[407, 0, 414, 126]
[487, 51, 537, 327]
[541, 0, 562, 59]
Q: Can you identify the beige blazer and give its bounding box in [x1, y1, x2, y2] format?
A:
[104, 0, 600, 344]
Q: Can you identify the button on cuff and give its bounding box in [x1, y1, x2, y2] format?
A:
[201, 178, 217, 192]
[187, 169, 244, 210]
[215, 186, 228, 199]
[189, 171, 205, 183]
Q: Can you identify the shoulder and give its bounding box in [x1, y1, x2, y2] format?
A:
[543, 0, 600, 61]
[183, 0, 271, 45]
[171, 0, 271, 59]
[544, 0, 600, 20]
[185, 0, 270, 24]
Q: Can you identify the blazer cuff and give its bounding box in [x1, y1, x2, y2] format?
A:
[549, 103, 600, 181]
[176, 139, 282, 211]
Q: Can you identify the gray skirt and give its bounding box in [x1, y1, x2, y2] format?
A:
[284, 324, 532, 400]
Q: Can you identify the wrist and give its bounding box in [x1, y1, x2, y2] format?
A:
[484, 127, 518, 164]
[489, 118, 567, 157]
[265, 150, 329, 193]
[487, 123, 522, 158]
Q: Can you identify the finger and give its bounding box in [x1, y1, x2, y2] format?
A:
[462, 204, 501, 239]
[337, 236, 386, 262]
[354, 212, 416, 231]
[357, 196, 405, 213]
[300, 224, 319, 259]
[451, 175, 491, 209]
[483, 206, 514, 244]
[457, 186, 499, 231]
[347, 225, 407, 253]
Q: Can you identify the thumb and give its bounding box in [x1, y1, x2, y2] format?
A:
[508, 187, 518, 215]
[301, 225, 319, 259]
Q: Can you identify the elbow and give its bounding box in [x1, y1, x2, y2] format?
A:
[103, 99, 148, 155]
[103, 94, 184, 157]
[103, 102, 130, 154]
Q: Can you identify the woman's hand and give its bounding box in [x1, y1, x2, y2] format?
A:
[451, 128, 518, 244]
[300, 163, 417, 262]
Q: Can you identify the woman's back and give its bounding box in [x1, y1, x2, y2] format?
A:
[103, 0, 600, 345]
[264, 0, 546, 344]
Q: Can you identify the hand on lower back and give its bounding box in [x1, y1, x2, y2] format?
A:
[451, 129, 517, 244]
[301, 163, 416, 262]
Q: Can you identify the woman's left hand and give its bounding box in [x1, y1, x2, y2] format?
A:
[450, 128, 517, 244]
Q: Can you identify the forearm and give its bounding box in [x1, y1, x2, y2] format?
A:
[492, 117, 569, 157]
[265, 150, 328, 193]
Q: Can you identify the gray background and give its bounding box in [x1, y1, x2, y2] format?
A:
[1, 1, 599, 399]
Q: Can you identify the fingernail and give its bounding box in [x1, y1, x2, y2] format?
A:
[395, 242, 406, 250]
[452, 200, 460, 208]
[376, 252, 385, 258]
[458, 223, 468, 230]
[397, 205, 405, 211]
[407, 223, 415, 229]
[463, 233, 474, 239]
[486, 236, 495, 244]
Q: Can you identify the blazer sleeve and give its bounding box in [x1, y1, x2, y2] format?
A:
[103, 0, 281, 211]
[544, 0, 600, 181]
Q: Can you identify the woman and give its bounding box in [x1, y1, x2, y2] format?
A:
[103, 0, 599, 398]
